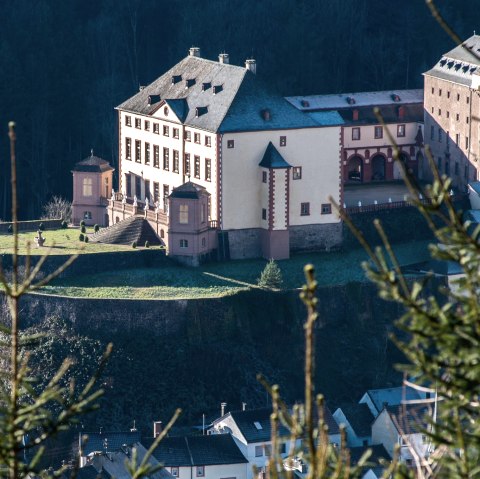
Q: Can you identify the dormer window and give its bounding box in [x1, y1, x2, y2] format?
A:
[172, 75, 182, 84]
[148, 94, 161, 105]
[346, 96, 356, 105]
[164, 106, 169, 116]
[213, 85, 223, 95]
[261, 109, 271, 121]
[301, 100, 310, 107]
[185, 78, 196, 88]
[202, 82, 211, 91]
[391, 94, 401, 102]
[195, 106, 208, 117]
[254, 421, 262, 430]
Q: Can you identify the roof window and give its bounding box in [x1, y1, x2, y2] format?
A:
[254, 421, 262, 430]
[391, 94, 401, 102]
[172, 75, 182, 85]
[213, 85, 223, 95]
[148, 94, 161, 105]
[261, 109, 271, 121]
[346, 96, 356, 105]
[195, 106, 208, 117]
[185, 79, 196, 88]
[202, 82, 211, 91]
[439, 59, 447, 67]
[301, 100, 310, 107]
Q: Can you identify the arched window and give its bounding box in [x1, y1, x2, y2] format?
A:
[83, 211, 92, 220]
[179, 204, 189, 224]
[83, 177, 93, 196]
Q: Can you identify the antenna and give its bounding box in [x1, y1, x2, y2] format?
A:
[202, 414, 205, 435]
[91, 148, 94, 157]
[130, 420, 137, 432]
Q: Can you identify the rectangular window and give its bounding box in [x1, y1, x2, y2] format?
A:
[374, 126, 383, 139]
[180, 239, 189, 248]
[125, 115, 132, 127]
[445, 160, 450, 176]
[352, 127, 360, 140]
[125, 138, 132, 160]
[205, 158, 211, 181]
[438, 128, 442, 143]
[163, 125, 169, 136]
[430, 126, 434, 140]
[163, 184, 169, 201]
[173, 150, 180, 173]
[439, 89, 442, 96]
[456, 133, 460, 145]
[194, 133, 201, 144]
[293, 167, 302, 180]
[431, 87, 434, 94]
[154, 145, 160, 168]
[185, 131, 191, 142]
[135, 175, 141, 198]
[280, 443, 287, 455]
[455, 162, 459, 175]
[262, 171, 267, 183]
[262, 208, 267, 220]
[466, 136, 469, 149]
[264, 445, 272, 457]
[135, 118, 141, 129]
[194, 155, 201, 178]
[456, 113, 460, 121]
[467, 96, 470, 104]
[447, 91, 450, 98]
[431, 107, 434, 114]
[205, 135, 211, 147]
[179, 204, 189, 224]
[438, 109, 441, 116]
[321, 203, 332, 215]
[438, 157, 442, 171]
[154, 182, 160, 203]
[144, 120, 150, 131]
[163, 148, 170, 170]
[300, 202, 310, 216]
[227, 139, 234, 148]
[467, 116, 470, 124]
[135, 140, 141, 162]
[171, 468, 179, 477]
[280, 136, 287, 147]
[447, 111, 450, 118]
[83, 177, 93, 197]
[153, 123, 160, 134]
[145, 180, 150, 200]
[457, 93, 460, 101]
[145, 142, 150, 164]
[196, 466, 204, 477]
[126, 174, 132, 197]
[185, 153, 191, 176]
[255, 446, 263, 457]
[173, 128, 179, 139]
[397, 124, 406, 137]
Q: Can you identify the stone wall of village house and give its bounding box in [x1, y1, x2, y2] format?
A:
[220, 127, 342, 231]
[423, 75, 480, 190]
[118, 109, 218, 220]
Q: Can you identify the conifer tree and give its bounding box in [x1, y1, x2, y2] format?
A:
[258, 259, 283, 289]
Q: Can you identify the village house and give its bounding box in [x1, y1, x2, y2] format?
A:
[332, 402, 374, 447]
[423, 34, 480, 190]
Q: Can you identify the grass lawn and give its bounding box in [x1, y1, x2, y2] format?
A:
[0, 227, 163, 255]
[41, 239, 434, 300]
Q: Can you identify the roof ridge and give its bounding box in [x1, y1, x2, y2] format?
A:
[185, 437, 195, 467]
[215, 69, 248, 132]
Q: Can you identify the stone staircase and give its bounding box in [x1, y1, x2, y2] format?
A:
[90, 216, 162, 246]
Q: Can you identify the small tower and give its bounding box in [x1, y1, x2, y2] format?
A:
[72, 151, 114, 226]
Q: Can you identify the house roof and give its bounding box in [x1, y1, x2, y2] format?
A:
[335, 403, 374, 437]
[169, 181, 209, 199]
[75, 465, 111, 479]
[117, 54, 321, 133]
[259, 142, 292, 169]
[146, 434, 248, 467]
[349, 444, 390, 465]
[80, 431, 141, 456]
[424, 35, 480, 86]
[73, 154, 114, 173]
[385, 404, 431, 435]
[364, 386, 422, 413]
[469, 181, 480, 196]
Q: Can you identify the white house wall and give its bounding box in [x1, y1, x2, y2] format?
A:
[371, 410, 397, 459]
[169, 463, 248, 479]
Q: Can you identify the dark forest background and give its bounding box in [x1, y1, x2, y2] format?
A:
[0, 0, 477, 220]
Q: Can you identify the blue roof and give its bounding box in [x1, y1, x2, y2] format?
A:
[259, 142, 291, 169]
[366, 386, 422, 413]
[469, 181, 480, 196]
[307, 111, 344, 126]
[80, 431, 141, 456]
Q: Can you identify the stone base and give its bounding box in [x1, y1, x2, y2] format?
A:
[227, 228, 262, 259]
[261, 229, 290, 260]
[289, 222, 343, 252]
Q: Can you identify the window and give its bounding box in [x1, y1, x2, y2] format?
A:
[264, 445, 272, 457]
[446, 111, 450, 118]
[205, 158, 211, 181]
[173, 150, 180, 173]
[374, 126, 383, 139]
[300, 202, 310, 216]
[456, 113, 460, 121]
[255, 446, 263, 457]
[154, 182, 160, 203]
[194, 156, 201, 178]
[438, 128, 442, 143]
[262, 208, 267, 220]
[125, 115, 131, 126]
[205, 135, 211, 147]
[431, 87, 434, 94]
[438, 109, 441, 116]
[227, 139, 234, 148]
[164, 106, 169, 116]
[467, 116, 470, 124]
[262, 171, 267, 183]
[82, 177, 93, 197]
[153, 123, 159, 134]
[163, 148, 170, 170]
[430, 126, 434, 140]
[457, 93, 460, 101]
[125, 138, 132, 160]
[179, 204, 189, 224]
[447, 91, 450, 98]
[201, 203, 206, 223]
[431, 107, 434, 114]
[280, 136, 287, 147]
[145, 180, 150, 200]
[144, 120, 150, 131]
[438, 157, 442, 171]
[293, 167, 302, 180]
[196, 466, 204, 477]
[145, 142, 150, 164]
[135, 140, 141, 162]
[163, 184, 169, 201]
[171, 468, 179, 477]
[135, 176, 141, 198]
[135, 118, 141, 129]
[439, 89, 442, 96]
[455, 162, 459, 175]
[456, 133, 460, 145]
[352, 127, 360, 140]
[154, 145, 160, 168]
[445, 160, 450, 176]
[185, 131, 191, 142]
[201, 237, 206, 247]
[163, 125, 169, 137]
[321, 203, 332, 215]
[397, 124, 406, 137]
[194, 133, 201, 144]
[467, 96, 470, 104]
[126, 174, 132, 197]
[173, 128, 179, 139]
[466, 136, 469, 149]
[185, 153, 191, 176]
[279, 443, 286, 455]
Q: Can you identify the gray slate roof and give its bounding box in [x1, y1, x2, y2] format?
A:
[365, 386, 422, 413]
[117, 55, 320, 133]
[336, 403, 374, 437]
[385, 404, 431, 435]
[349, 444, 390, 464]
[146, 434, 248, 466]
[73, 155, 114, 173]
[170, 181, 209, 199]
[80, 431, 141, 456]
[259, 142, 292, 169]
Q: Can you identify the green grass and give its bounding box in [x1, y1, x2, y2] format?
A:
[41, 239, 433, 300]
[0, 227, 163, 255]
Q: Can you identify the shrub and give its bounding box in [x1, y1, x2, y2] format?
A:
[84, 236, 89, 243]
[257, 259, 283, 289]
[132, 241, 137, 249]
[81, 225, 86, 234]
[79, 233, 84, 242]
[41, 195, 72, 222]
[145, 240, 150, 248]
[38, 222, 44, 231]
[80, 220, 85, 227]
[93, 224, 100, 233]
[61, 220, 68, 229]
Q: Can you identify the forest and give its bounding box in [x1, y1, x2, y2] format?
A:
[0, 0, 477, 219]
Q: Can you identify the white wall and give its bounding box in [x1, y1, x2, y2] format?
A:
[171, 463, 248, 479]
[371, 410, 397, 459]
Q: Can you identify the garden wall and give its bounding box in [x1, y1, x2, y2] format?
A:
[0, 219, 63, 233]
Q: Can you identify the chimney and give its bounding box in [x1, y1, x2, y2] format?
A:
[221, 402, 227, 416]
[245, 59, 257, 75]
[242, 402, 247, 411]
[219, 53, 229, 64]
[397, 106, 405, 119]
[189, 47, 201, 57]
[352, 109, 359, 121]
[153, 421, 163, 438]
[261, 109, 271, 121]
